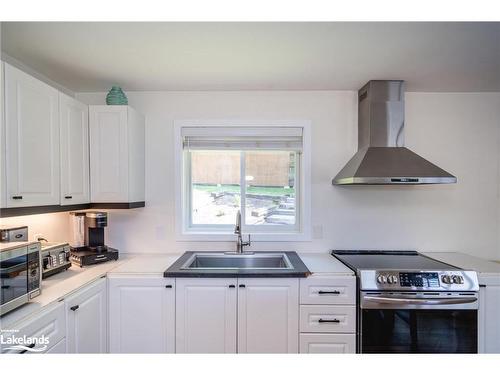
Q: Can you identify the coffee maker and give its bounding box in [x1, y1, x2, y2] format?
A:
[69, 211, 119, 267]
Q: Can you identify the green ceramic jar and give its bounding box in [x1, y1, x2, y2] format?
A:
[106, 86, 128, 105]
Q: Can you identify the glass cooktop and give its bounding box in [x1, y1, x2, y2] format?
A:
[331, 250, 459, 271]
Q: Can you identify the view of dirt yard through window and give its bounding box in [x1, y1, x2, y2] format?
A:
[190, 150, 296, 227]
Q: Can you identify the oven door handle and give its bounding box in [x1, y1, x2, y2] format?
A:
[363, 295, 477, 305]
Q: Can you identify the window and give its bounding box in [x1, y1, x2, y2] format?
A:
[175, 122, 311, 241]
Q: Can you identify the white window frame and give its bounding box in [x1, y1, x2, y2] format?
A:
[174, 119, 311, 242]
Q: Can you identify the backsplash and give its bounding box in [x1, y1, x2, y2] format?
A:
[1, 212, 72, 243]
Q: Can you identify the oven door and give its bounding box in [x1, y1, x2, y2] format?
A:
[360, 292, 478, 353]
[1, 247, 29, 314]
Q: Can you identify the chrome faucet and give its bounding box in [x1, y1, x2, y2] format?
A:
[234, 210, 251, 253]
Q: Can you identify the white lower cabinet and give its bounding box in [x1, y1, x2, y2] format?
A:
[108, 275, 175, 353]
[65, 277, 107, 353]
[479, 285, 500, 353]
[176, 278, 237, 353]
[299, 305, 356, 333]
[175, 278, 299, 353]
[0, 301, 66, 354]
[238, 278, 299, 353]
[299, 276, 357, 354]
[300, 334, 356, 353]
[300, 276, 356, 305]
[46, 338, 68, 353]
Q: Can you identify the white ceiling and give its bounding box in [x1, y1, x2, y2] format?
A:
[1, 22, 499, 92]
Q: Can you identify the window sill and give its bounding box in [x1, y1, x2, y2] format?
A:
[176, 231, 311, 242]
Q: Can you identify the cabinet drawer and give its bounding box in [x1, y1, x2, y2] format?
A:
[300, 276, 355, 305]
[300, 305, 356, 333]
[1, 302, 66, 354]
[45, 338, 67, 354]
[300, 333, 356, 353]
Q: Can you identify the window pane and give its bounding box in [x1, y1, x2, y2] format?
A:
[244, 151, 296, 226]
[190, 151, 241, 225]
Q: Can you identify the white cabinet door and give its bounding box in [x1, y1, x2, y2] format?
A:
[176, 278, 237, 353]
[479, 285, 500, 353]
[89, 105, 144, 203]
[237, 278, 299, 353]
[1, 301, 66, 354]
[1, 62, 6, 208]
[89, 106, 128, 202]
[4, 63, 60, 207]
[59, 93, 89, 205]
[299, 333, 356, 353]
[65, 277, 107, 353]
[108, 276, 175, 353]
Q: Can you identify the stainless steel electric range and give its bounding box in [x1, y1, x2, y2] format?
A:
[331, 250, 479, 354]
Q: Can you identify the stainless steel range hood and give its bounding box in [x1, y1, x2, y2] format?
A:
[332, 80, 457, 185]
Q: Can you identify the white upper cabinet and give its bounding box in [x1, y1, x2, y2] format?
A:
[237, 278, 299, 353]
[3, 63, 60, 207]
[89, 105, 145, 204]
[59, 93, 90, 205]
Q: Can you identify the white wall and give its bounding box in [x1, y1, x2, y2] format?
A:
[68, 90, 500, 260]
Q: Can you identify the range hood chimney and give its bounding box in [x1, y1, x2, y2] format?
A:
[332, 80, 457, 185]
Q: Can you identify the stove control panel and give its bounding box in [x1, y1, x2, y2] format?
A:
[399, 272, 440, 288]
[362, 270, 478, 291]
[371, 271, 474, 291]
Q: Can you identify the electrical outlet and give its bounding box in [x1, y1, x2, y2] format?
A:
[33, 233, 46, 242]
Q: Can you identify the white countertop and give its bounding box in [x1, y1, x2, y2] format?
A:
[0, 251, 352, 328]
[108, 254, 181, 275]
[1, 255, 130, 328]
[298, 252, 354, 276]
[425, 252, 500, 286]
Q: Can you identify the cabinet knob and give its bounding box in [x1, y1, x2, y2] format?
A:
[228, 285, 235, 288]
[70, 305, 79, 311]
[239, 284, 246, 288]
[165, 285, 172, 288]
[64, 195, 73, 199]
[12, 195, 23, 200]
